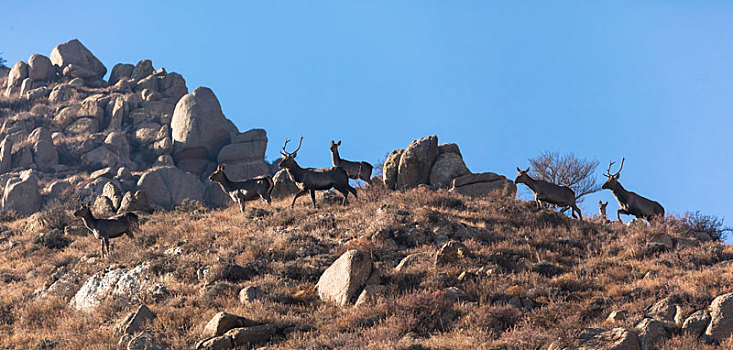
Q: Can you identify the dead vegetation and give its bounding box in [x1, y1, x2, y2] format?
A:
[0, 185, 731, 349]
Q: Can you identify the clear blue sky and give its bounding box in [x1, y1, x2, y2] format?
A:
[4, 2, 733, 239]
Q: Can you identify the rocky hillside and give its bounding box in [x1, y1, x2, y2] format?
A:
[0, 39, 271, 216]
[1, 41, 733, 350]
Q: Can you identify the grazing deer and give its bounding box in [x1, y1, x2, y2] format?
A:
[599, 201, 609, 222]
[330, 140, 373, 184]
[73, 204, 139, 257]
[209, 164, 274, 212]
[279, 136, 357, 208]
[601, 157, 664, 222]
[514, 167, 583, 220]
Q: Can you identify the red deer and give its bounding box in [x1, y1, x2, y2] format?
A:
[330, 140, 373, 184]
[601, 157, 664, 222]
[74, 204, 139, 257]
[514, 167, 583, 220]
[279, 136, 357, 208]
[599, 200, 609, 222]
[209, 164, 274, 212]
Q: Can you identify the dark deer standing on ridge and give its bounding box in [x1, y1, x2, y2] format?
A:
[74, 204, 139, 258]
[330, 140, 373, 184]
[209, 164, 274, 212]
[279, 136, 357, 208]
[514, 167, 583, 220]
[601, 157, 664, 222]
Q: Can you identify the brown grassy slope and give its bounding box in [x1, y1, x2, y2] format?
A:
[0, 185, 731, 349]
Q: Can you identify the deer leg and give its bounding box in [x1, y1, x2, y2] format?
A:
[572, 205, 583, 221]
[104, 237, 111, 258]
[336, 187, 349, 206]
[236, 193, 247, 212]
[100, 239, 106, 257]
[309, 190, 318, 208]
[617, 209, 629, 222]
[260, 192, 272, 205]
[291, 190, 308, 208]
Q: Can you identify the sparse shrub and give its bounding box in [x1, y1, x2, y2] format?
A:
[528, 151, 600, 203]
[175, 199, 207, 213]
[37, 201, 75, 231]
[388, 290, 456, 336]
[467, 304, 522, 334]
[33, 230, 70, 250]
[0, 52, 6, 68]
[683, 211, 730, 241]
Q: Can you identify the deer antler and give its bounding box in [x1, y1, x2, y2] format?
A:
[604, 160, 616, 177]
[281, 139, 291, 156]
[613, 157, 625, 177]
[291, 136, 303, 156]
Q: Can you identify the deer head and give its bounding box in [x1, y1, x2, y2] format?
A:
[209, 164, 227, 183]
[514, 167, 531, 185]
[330, 140, 341, 153]
[601, 157, 624, 190]
[279, 136, 303, 170]
[73, 202, 92, 218]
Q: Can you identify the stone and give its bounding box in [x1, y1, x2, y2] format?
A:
[172, 87, 237, 163]
[107, 96, 127, 130]
[394, 253, 429, 272]
[682, 310, 710, 338]
[428, 152, 470, 188]
[225, 324, 277, 347]
[649, 234, 673, 251]
[32, 140, 58, 172]
[239, 286, 265, 304]
[11, 146, 34, 169]
[154, 155, 175, 166]
[203, 312, 258, 338]
[705, 292, 733, 343]
[104, 132, 130, 159]
[70, 266, 126, 310]
[117, 305, 156, 335]
[118, 191, 154, 214]
[19, 78, 33, 96]
[450, 172, 517, 198]
[438, 142, 462, 156]
[2, 172, 41, 216]
[137, 166, 205, 209]
[645, 297, 682, 325]
[316, 250, 373, 306]
[218, 141, 266, 164]
[607, 310, 628, 322]
[112, 262, 153, 297]
[62, 64, 99, 79]
[66, 117, 99, 135]
[0, 137, 11, 174]
[91, 195, 116, 218]
[396, 136, 438, 189]
[382, 149, 404, 190]
[29, 127, 52, 145]
[270, 169, 300, 199]
[635, 318, 668, 349]
[103, 182, 123, 209]
[196, 336, 232, 350]
[50, 39, 106, 78]
[355, 285, 385, 306]
[159, 72, 188, 101]
[532, 261, 564, 277]
[576, 328, 640, 350]
[136, 75, 159, 92]
[435, 240, 469, 265]
[7, 61, 29, 88]
[109, 63, 134, 85]
[28, 54, 54, 82]
[25, 86, 50, 99]
[131, 60, 154, 82]
[141, 88, 162, 101]
[81, 146, 131, 170]
[48, 84, 78, 103]
[47, 180, 71, 198]
[126, 331, 165, 350]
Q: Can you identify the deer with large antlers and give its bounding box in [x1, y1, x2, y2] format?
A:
[601, 157, 664, 222]
[279, 136, 357, 208]
[330, 140, 373, 184]
[209, 164, 274, 212]
[514, 167, 583, 220]
[74, 203, 139, 258]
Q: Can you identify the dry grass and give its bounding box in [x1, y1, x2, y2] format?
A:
[0, 185, 731, 349]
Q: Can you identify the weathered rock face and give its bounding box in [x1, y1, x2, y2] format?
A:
[137, 166, 205, 209]
[109, 63, 134, 85]
[635, 318, 668, 349]
[172, 87, 237, 172]
[382, 149, 404, 190]
[28, 54, 55, 82]
[32, 140, 58, 172]
[397, 136, 438, 189]
[270, 169, 300, 199]
[575, 328, 640, 350]
[682, 310, 710, 338]
[2, 171, 41, 216]
[429, 152, 470, 188]
[203, 312, 258, 338]
[50, 39, 107, 79]
[450, 172, 516, 198]
[118, 190, 154, 214]
[117, 305, 156, 335]
[0, 137, 12, 174]
[70, 266, 127, 310]
[705, 292, 733, 343]
[7, 61, 29, 88]
[218, 129, 267, 164]
[131, 60, 154, 82]
[316, 250, 373, 306]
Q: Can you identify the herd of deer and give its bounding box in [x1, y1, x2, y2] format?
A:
[72, 137, 664, 257]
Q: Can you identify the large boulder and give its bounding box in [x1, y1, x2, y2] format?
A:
[2, 171, 41, 216]
[574, 328, 640, 350]
[109, 63, 134, 85]
[159, 72, 188, 101]
[0, 137, 12, 174]
[218, 129, 267, 164]
[7, 61, 29, 88]
[50, 39, 106, 79]
[137, 166, 205, 209]
[428, 152, 470, 188]
[382, 149, 404, 190]
[270, 169, 300, 199]
[635, 318, 668, 349]
[131, 60, 153, 82]
[396, 136, 438, 189]
[682, 310, 711, 338]
[316, 250, 373, 306]
[117, 305, 156, 335]
[70, 266, 127, 310]
[28, 54, 55, 82]
[203, 312, 258, 338]
[172, 87, 237, 169]
[705, 292, 733, 343]
[118, 191, 154, 214]
[32, 140, 58, 172]
[450, 172, 516, 198]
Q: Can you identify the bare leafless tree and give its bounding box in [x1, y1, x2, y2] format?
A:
[528, 151, 600, 203]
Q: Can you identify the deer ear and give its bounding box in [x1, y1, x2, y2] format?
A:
[220, 164, 226, 170]
[331, 140, 334, 146]
[599, 200, 603, 205]
[516, 167, 521, 172]
[524, 167, 530, 173]
[337, 141, 341, 146]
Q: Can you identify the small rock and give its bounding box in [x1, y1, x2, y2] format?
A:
[117, 304, 156, 335]
[126, 331, 165, 350]
[532, 261, 564, 277]
[576, 328, 640, 350]
[394, 253, 428, 272]
[635, 318, 668, 349]
[316, 250, 373, 306]
[607, 310, 628, 322]
[239, 286, 265, 304]
[195, 335, 232, 350]
[203, 312, 258, 338]
[435, 240, 469, 265]
[682, 310, 711, 338]
[705, 292, 733, 343]
[355, 285, 385, 306]
[225, 324, 277, 347]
